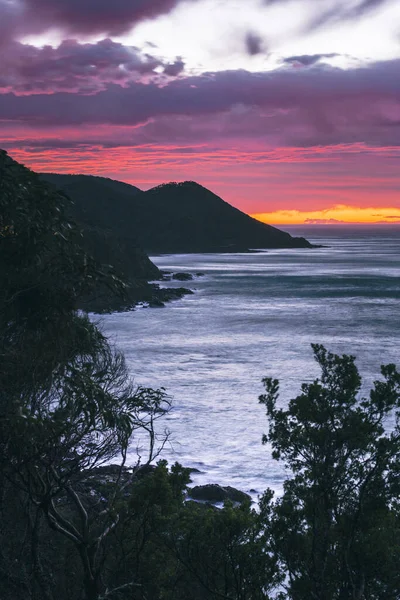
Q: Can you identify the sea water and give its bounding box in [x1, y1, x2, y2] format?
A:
[99, 226, 400, 498]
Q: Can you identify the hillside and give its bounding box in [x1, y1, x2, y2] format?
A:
[132, 181, 311, 252]
[41, 173, 160, 285]
[41, 175, 312, 253]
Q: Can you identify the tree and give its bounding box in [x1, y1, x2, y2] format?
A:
[0, 149, 126, 406]
[259, 344, 400, 600]
[163, 493, 280, 600]
[0, 150, 171, 600]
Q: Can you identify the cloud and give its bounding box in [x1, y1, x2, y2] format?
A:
[317, 0, 391, 23]
[1, 58, 400, 150]
[245, 32, 264, 56]
[163, 58, 185, 77]
[264, 0, 392, 30]
[283, 53, 339, 67]
[372, 214, 400, 219]
[0, 39, 184, 94]
[0, 0, 198, 41]
[304, 218, 345, 224]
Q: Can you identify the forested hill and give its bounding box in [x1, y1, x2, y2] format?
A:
[41, 175, 312, 253]
[41, 173, 159, 284]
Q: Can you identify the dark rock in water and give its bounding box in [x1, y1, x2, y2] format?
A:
[189, 484, 226, 502]
[224, 486, 251, 503]
[195, 272, 205, 277]
[148, 298, 165, 308]
[147, 285, 194, 308]
[172, 272, 193, 281]
[155, 286, 194, 302]
[188, 484, 251, 504]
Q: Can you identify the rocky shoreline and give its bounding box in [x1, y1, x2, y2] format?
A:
[134, 270, 205, 309]
[86, 464, 252, 508]
[86, 270, 203, 314]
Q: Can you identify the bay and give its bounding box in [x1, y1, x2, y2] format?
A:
[100, 225, 400, 498]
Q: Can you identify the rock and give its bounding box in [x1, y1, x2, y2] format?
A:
[195, 272, 205, 277]
[224, 486, 251, 503]
[148, 298, 165, 308]
[147, 285, 194, 308]
[172, 272, 193, 281]
[189, 484, 227, 502]
[155, 287, 194, 302]
[188, 484, 251, 504]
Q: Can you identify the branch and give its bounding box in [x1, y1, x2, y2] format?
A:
[100, 581, 143, 599]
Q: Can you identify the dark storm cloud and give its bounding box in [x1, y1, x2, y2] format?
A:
[283, 53, 339, 66]
[0, 0, 198, 40]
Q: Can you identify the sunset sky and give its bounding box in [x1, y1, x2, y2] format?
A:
[1, 0, 400, 224]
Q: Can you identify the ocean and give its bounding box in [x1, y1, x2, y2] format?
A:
[100, 225, 400, 498]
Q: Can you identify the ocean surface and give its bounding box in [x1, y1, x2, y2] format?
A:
[100, 226, 400, 499]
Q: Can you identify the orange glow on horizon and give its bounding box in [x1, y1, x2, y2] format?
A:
[252, 205, 400, 225]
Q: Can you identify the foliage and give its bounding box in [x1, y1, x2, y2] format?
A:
[0, 151, 170, 599]
[259, 344, 400, 600]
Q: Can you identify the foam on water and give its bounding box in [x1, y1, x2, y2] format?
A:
[99, 226, 400, 499]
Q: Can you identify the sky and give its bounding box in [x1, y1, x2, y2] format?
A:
[1, 0, 400, 224]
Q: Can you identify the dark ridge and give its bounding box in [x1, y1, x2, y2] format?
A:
[41, 174, 312, 254]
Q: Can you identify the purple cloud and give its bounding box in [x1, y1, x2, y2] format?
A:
[0, 0, 198, 40]
[0, 39, 185, 94]
[1, 58, 400, 148]
[304, 218, 345, 224]
[163, 58, 185, 77]
[283, 53, 339, 66]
